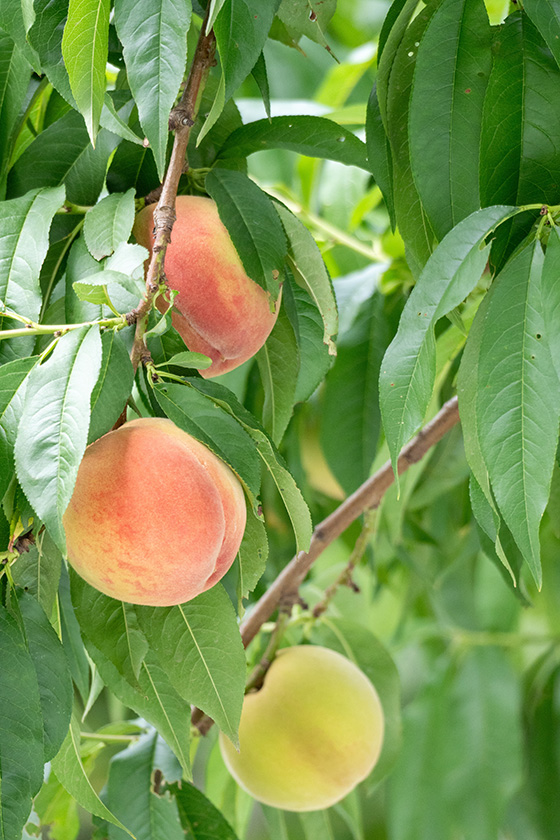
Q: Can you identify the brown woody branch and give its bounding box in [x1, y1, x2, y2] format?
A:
[192, 396, 460, 734]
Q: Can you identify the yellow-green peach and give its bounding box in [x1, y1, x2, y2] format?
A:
[63, 417, 246, 606]
[133, 195, 280, 377]
[219, 645, 384, 811]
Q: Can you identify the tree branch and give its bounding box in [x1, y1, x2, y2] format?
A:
[240, 396, 460, 648]
[191, 396, 460, 735]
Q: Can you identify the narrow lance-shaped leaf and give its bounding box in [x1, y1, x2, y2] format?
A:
[71, 574, 191, 775]
[0, 186, 65, 364]
[0, 31, 32, 186]
[0, 603, 44, 840]
[541, 226, 560, 383]
[379, 205, 516, 481]
[205, 168, 285, 299]
[274, 201, 338, 355]
[0, 356, 38, 500]
[257, 305, 299, 446]
[183, 377, 313, 552]
[114, 0, 191, 179]
[135, 585, 246, 745]
[408, 0, 492, 239]
[62, 0, 110, 145]
[14, 326, 102, 553]
[457, 290, 523, 585]
[476, 240, 560, 587]
[15, 591, 73, 763]
[170, 782, 241, 840]
[218, 116, 369, 171]
[107, 730, 184, 840]
[51, 716, 133, 835]
[524, 0, 560, 69]
[366, 83, 395, 228]
[83, 189, 136, 260]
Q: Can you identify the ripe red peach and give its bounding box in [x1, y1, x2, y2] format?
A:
[63, 417, 246, 606]
[133, 196, 280, 377]
[219, 645, 385, 811]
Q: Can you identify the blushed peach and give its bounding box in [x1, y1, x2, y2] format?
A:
[63, 417, 246, 605]
[134, 196, 280, 377]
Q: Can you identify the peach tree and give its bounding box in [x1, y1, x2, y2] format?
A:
[1, 0, 560, 838]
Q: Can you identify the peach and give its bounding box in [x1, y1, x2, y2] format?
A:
[219, 645, 384, 811]
[134, 195, 280, 377]
[63, 417, 246, 606]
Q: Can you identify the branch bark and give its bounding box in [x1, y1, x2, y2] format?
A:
[240, 395, 460, 647]
[192, 396, 460, 734]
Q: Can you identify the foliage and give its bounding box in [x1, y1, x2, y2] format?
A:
[1, 0, 560, 838]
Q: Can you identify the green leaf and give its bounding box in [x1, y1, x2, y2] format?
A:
[135, 585, 246, 744]
[205, 168, 285, 299]
[321, 290, 386, 495]
[383, 3, 439, 275]
[218, 116, 369, 170]
[0, 603, 44, 840]
[107, 730, 184, 840]
[28, 0, 74, 103]
[476, 241, 560, 586]
[480, 12, 560, 208]
[170, 782, 240, 840]
[83, 189, 136, 260]
[181, 377, 313, 553]
[458, 288, 525, 584]
[0, 0, 38, 68]
[251, 52, 271, 119]
[70, 573, 149, 684]
[276, 0, 337, 49]
[0, 186, 65, 364]
[257, 305, 299, 445]
[70, 574, 191, 775]
[376, 0, 418, 121]
[388, 649, 521, 840]
[51, 716, 132, 835]
[154, 380, 262, 504]
[58, 564, 90, 702]
[524, 661, 560, 839]
[11, 530, 62, 618]
[365, 84, 395, 228]
[214, 0, 280, 105]
[310, 618, 402, 786]
[289, 281, 334, 405]
[408, 0, 492, 240]
[237, 505, 268, 602]
[14, 326, 102, 553]
[0, 30, 32, 186]
[0, 356, 37, 500]
[16, 590, 73, 762]
[7, 108, 118, 206]
[541, 226, 560, 383]
[114, 0, 191, 179]
[61, 0, 110, 145]
[88, 331, 134, 443]
[524, 0, 560, 69]
[274, 201, 338, 356]
[379, 205, 516, 478]
[34, 768, 80, 840]
[155, 351, 212, 370]
[86, 642, 192, 776]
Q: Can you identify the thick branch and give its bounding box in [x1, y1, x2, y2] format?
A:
[128, 12, 216, 372]
[239, 396, 460, 648]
